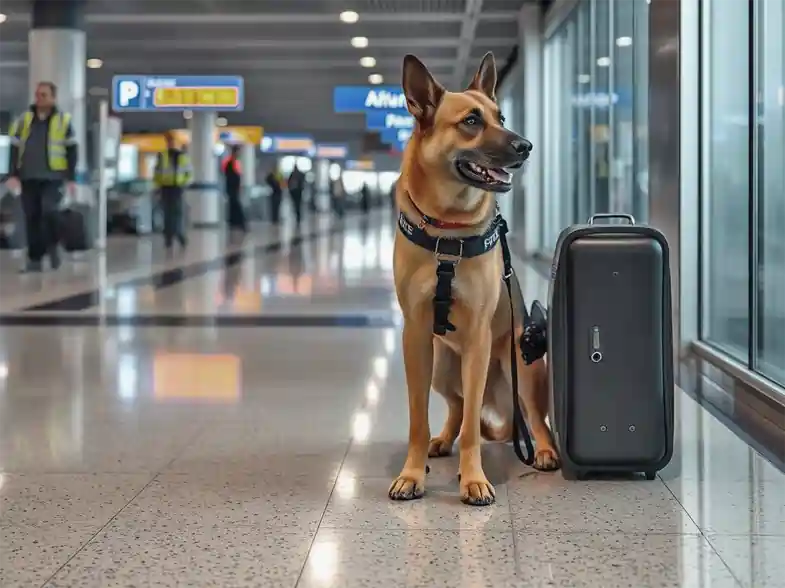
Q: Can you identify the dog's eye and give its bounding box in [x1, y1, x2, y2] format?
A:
[463, 114, 481, 126]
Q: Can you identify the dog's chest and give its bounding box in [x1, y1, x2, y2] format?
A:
[408, 262, 499, 312]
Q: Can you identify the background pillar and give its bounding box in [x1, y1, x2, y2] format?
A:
[187, 111, 221, 227]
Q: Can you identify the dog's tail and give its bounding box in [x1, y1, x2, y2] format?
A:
[480, 416, 512, 442]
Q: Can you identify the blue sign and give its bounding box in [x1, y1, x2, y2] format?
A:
[334, 86, 408, 113]
[366, 111, 414, 131]
[260, 134, 315, 154]
[112, 75, 244, 112]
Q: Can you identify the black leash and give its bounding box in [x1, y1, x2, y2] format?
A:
[498, 219, 536, 466]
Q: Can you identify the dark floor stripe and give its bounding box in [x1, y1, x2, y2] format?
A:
[0, 313, 398, 328]
[21, 228, 339, 313]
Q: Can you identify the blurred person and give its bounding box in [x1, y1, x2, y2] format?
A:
[265, 165, 284, 224]
[287, 163, 305, 228]
[5, 81, 77, 272]
[221, 144, 247, 232]
[153, 131, 191, 250]
[329, 176, 345, 219]
[360, 181, 371, 214]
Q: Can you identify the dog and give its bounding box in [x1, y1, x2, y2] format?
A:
[389, 52, 561, 507]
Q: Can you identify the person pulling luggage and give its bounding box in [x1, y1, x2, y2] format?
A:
[154, 131, 192, 250]
[265, 166, 284, 225]
[287, 163, 305, 228]
[5, 81, 78, 273]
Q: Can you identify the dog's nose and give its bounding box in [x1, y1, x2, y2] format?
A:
[511, 138, 533, 156]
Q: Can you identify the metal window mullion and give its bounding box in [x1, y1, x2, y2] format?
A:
[589, 0, 597, 215]
[608, 0, 616, 213]
[749, 0, 760, 371]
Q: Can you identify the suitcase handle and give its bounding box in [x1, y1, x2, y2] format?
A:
[588, 213, 636, 225]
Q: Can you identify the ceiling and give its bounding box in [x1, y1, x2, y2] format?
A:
[0, 0, 532, 150]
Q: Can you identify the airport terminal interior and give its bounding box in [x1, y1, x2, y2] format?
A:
[0, 0, 784, 586]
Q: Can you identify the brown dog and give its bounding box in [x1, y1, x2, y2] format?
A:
[389, 53, 560, 506]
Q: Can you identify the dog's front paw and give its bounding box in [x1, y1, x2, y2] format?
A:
[460, 476, 496, 506]
[428, 436, 453, 457]
[533, 447, 561, 471]
[389, 473, 425, 501]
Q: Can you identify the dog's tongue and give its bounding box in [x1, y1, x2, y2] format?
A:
[488, 168, 511, 183]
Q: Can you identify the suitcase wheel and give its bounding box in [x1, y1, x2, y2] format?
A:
[562, 469, 585, 481]
[644, 471, 657, 481]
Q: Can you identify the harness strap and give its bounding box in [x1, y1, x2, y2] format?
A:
[498, 219, 536, 466]
[433, 261, 457, 335]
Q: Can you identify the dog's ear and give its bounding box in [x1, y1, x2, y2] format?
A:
[467, 52, 497, 100]
[402, 55, 445, 124]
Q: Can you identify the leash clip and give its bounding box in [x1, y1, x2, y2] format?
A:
[434, 237, 463, 264]
[503, 266, 514, 279]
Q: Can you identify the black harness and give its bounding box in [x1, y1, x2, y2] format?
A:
[397, 208, 548, 466]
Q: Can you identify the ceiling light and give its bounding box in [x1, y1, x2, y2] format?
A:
[216, 117, 228, 127]
[351, 36, 369, 48]
[596, 56, 611, 67]
[578, 74, 591, 84]
[368, 73, 383, 85]
[0, 14, 7, 24]
[340, 10, 359, 23]
[616, 36, 633, 47]
[86, 58, 103, 69]
[183, 110, 193, 120]
[360, 56, 376, 68]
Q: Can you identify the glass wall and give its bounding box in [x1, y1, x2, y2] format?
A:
[699, 0, 785, 391]
[540, 0, 650, 252]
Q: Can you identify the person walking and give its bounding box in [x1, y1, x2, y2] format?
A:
[221, 144, 247, 232]
[5, 81, 78, 272]
[265, 166, 283, 225]
[154, 131, 192, 250]
[287, 163, 305, 228]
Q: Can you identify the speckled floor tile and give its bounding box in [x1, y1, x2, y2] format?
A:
[507, 475, 700, 534]
[512, 532, 741, 588]
[0, 522, 97, 588]
[43, 523, 312, 588]
[297, 528, 519, 588]
[707, 534, 785, 588]
[667, 479, 785, 535]
[0, 474, 152, 527]
[321, 475, 513, 531]
[117, 473, 331, 531]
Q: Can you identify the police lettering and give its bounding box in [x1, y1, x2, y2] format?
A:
[484, 229, 500, 250]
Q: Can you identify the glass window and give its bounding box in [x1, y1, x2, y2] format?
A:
[755, 0, 785, 384]
[632, 0, 649, 222]
[700, 0, 750, 360]
[611, 0, 634, 216]
[591, 0, 611, 214]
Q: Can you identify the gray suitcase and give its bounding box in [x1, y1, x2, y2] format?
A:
[548, 213, 674, 480]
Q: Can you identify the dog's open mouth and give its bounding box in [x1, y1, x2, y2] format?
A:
[454, 160, 513, 192]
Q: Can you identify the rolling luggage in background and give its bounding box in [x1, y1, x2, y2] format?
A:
[59, 204, 93, 252]
[548, 213, 674, 480]
[0, 193, 27, 250]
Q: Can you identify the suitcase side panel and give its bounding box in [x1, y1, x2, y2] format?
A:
[566, 236, 667, 465]
[550, 225, 674, 474]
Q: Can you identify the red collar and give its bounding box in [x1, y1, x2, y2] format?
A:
[408, 197, 475, 230]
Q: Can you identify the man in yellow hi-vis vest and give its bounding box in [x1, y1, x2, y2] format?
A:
[154, 131, 192, 250]
[5, 81, 78, 272]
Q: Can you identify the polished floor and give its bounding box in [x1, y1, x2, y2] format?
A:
[0, 210, 783, 587]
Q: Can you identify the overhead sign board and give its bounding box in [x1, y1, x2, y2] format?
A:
[218, 126, 264, 145]
[261, 134, 315, 154]
[112, 75, 245, 112]
[366, 111, 414, 131]
[333, 86, 408, 113]
[314, 144, 349, 159]
[346, 160, 375, 171]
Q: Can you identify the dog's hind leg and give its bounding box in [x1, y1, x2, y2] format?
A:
[429, 341, 462, 457]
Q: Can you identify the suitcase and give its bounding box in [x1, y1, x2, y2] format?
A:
[59, 205, 92, 252]
[548, 213, 674, 480]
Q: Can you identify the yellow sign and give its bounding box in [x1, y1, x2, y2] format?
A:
[153, 87, 240, 109]
[121, 133, 168, 152]
[218, 126, 264, 145]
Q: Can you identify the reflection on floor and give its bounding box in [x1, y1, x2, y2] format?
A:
[0, 211, 782, 587]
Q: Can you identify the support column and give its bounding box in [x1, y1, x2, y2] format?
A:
[29, 0, 87, 182]
[187, 111, 221, 227]
[240, 143, 256, 190]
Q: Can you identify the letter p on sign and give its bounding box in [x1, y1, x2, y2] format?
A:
[119, 81, 140, 107]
